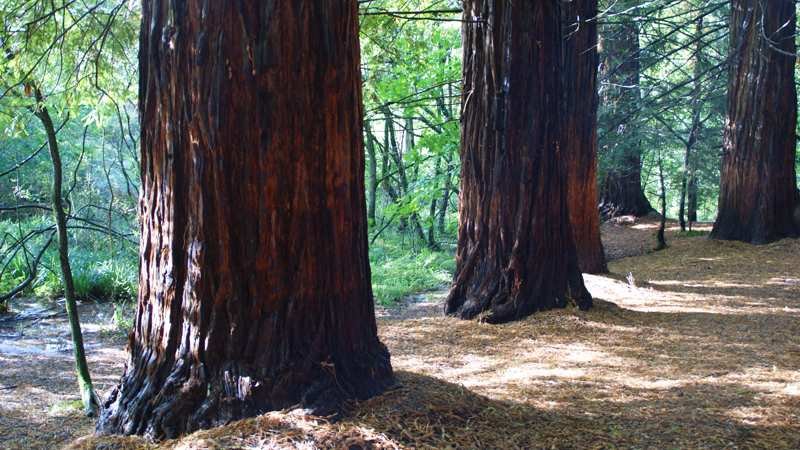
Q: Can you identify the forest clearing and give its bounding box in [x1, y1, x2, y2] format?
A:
[2, 220, 799, 449]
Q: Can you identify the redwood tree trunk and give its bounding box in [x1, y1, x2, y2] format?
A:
[562, 0, 607, 274]
[598, 0, 653, 219]
[97, 1, 393, 438]
[711, 0, 799, 244]
[445, 1, 592, 324]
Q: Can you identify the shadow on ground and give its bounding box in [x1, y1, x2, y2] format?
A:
[67, 369, 799, 449]
[3, 231, 799, 449]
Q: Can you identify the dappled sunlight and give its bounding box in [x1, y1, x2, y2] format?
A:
[4, 233, 799, 448]
[498, 364, 586, 382]
[782, 383, 800, 396]
[584, 236, 800, 319]
[582, 273, 772, 315]
[768, 277, 800, 287]
[0, 301, 128, 447]
[648, 280, 756, 289]
[370, 235, 800, 447]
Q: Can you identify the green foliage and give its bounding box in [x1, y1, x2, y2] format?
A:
[598, 0, 730, 222]
[676, 229, 710, 238]
[370, 232, 455, 306]
[48, 399, 84, 416]
[0, 1, 140, 314]
[1, 215, 137, 302]
[360, 1, 462, 246]
[112, 300, 135, 332]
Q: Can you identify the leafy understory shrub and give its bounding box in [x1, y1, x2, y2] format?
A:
[1, 218, 139, 303]
[112, 300, 135, 333]
[677, 230, 710, 238]
[48, 399, 83, 416]
[369, 232, 455, 306]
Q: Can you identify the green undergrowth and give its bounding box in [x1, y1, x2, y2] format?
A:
[47, 399, 83, 416]
[2, 217, 456, 315]
[677, 229, 710, 238]
[369, 232, 455, 306]
[33, 254, 138, 302]
[0, 217, 138, 304]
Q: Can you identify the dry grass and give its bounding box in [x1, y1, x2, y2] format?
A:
[6, 223, 800, 449]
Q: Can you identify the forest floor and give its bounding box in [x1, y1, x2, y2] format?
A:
[2, 216, 799, 449]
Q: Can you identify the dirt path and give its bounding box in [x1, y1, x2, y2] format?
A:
[0, 300, 128, 448]
[3, 222, 800, 449]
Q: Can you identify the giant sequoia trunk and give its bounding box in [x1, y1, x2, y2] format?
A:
[711, 0, 799, 244]
[562, 0, 607, 274]
[97, 1, 393, 438]
[598, 0, 653, 218]
[445, 1, 592, 324]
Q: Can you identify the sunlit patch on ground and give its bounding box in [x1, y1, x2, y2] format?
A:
[4, 222, 800, 448]
[367, 227, 800, 448]
[0, 300, 127, 449]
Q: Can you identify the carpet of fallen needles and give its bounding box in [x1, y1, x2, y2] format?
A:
[3, 217, 799, 449]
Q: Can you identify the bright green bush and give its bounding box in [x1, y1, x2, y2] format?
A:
[2, 217, 138, 302]
[369, 232, 455, 305]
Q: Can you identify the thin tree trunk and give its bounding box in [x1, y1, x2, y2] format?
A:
[437, 154, 452, 235]
[379, 118, 401, 205]
[405, 119, 428, 246]
[34, 89, 98, 417]
[711, 0, 799, 243]
[405, 117, 418, 181]
[365, 121, 378, 224]
[656, 149, 667, 250]
[679, 16, 705, 232]
[678, 176, 687, 231]
[446, 1, 592, 324]
[562, 0, 607, 274]
[687, 175, 698, 230]
[381, 108, 408, 231]
[427, 156, 441, 249]
[431, 89, 455, 237]
[98, 1, 393, 437]
[383, 107, 426, 244]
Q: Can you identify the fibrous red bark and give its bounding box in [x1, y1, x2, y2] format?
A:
[562, 0, 608, 274]
[97, 1, 393, 438]
[711, 0, 799, 244]
[445, 1, 592, 324]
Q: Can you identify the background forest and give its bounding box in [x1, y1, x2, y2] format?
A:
[0, 0, 797, 311]
[1, 1, 800, 448]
